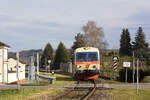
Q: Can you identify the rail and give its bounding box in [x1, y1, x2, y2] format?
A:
[52, 80, 97, 100]
[81, 79, 97, 100]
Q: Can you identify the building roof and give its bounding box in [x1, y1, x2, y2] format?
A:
[0, 41, 10, 48]
[8, 58, 26, 64]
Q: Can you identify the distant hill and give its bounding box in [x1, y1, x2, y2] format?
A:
[8, 49, 43, 65]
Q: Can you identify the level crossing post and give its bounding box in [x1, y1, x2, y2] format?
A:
[113, 56, 119, 80]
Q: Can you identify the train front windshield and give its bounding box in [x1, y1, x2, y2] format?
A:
[76, 52, 98, 62]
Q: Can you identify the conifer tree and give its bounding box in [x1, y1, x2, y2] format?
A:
[71, 33, 86, 52]
[125, 29, 132, 56]
[54, 42, 70, 69]
[41, 43, 54, 68]
[119, 29, 126, 56]
[133, 27, 149, 61]
[119, 29, 132, 56]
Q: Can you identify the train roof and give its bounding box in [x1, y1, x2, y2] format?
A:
[75, 47, 99, 53]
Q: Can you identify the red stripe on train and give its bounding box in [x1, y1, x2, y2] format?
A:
[75, 61, 99, 64]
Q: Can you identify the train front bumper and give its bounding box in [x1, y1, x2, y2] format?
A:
[75, 70, 100, 74]
[75, 70, 100, 79]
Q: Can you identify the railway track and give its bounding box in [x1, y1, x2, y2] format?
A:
[81, 79, 96, 100]
[52, 79, 97, 100]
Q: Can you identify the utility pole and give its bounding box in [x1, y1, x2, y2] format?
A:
[37, 53, 39, 81]
[125, 67, 127, 83]
[45, 58, 47, 72]
[16, 52, 20, 89]
[133, 51, 135, 83]
[136, 59, 139, 94]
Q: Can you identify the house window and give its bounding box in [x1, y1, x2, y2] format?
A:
[14, 66, 21, 68]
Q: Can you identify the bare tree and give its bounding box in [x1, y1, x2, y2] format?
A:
[82, 21, 107, 49]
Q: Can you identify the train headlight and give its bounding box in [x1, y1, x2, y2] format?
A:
[93, 65, 96, 68]
[77, 65, 81, 68]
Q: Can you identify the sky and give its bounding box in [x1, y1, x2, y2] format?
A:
[0, 0, 150, 51]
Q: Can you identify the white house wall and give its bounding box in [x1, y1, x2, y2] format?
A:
[8, 58, 24, 71]
[0, 44, 26, 84]
[0, 75, 1, 83]
[3, 64, 8, 82]
[0, 45, 9, 84]
[7, 73, 17, 83]
[3, 47, 8, 83]
[3, 48, 8, 62]
[7, 58, 26, 83]
[7, 71, 25, 83]
[22, 64, 25, 79]
[0, 49, 2, 83]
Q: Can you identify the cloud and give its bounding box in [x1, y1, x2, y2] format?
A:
[0, 0, 150, 51]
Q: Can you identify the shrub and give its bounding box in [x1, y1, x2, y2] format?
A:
[142, 76, 150, 83]
[119, 68, 145, 82]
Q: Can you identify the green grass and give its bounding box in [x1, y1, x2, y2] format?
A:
[112, 88, 150, 100]
[103, 79, 126, 84]
[0, 72, 74, 100]
[40, 72, 74, 85]
[100, 78, 129, 84]
[0, 88, 45, 100]
[0, 88, 65, 100]
[22, 72, 74, 86]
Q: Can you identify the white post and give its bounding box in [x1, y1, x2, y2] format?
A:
[31, 56, 35, 80]
[136, 59, 139, 94]
[16, 52, 20, 88]
[48, 60, 51, 73]
[45, 58, 47, 72]
[37, 53, 39, 80]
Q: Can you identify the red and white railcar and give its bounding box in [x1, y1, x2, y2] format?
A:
[74, 47, 100, 79]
